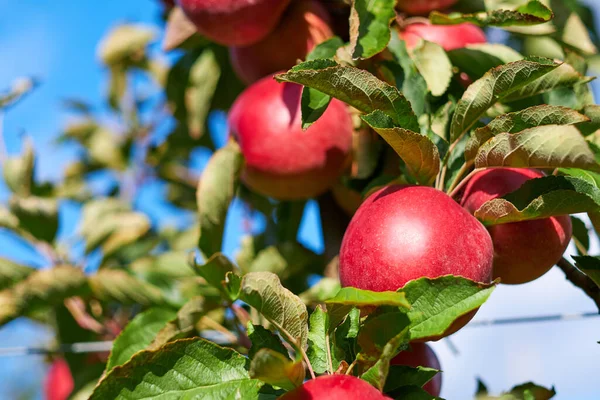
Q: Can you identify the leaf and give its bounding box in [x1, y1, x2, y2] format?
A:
[448, 43, 524, 80]
[300, 87, 332, 130]
[194, 253, 239, 301]
[474, 125, 599, 171]
[186, 49, 221, 138]
[89, 269, 169, 307]
[306, 36, 345, 61]
[411, 40, 453, 97]
[384, 365, 440, 393]
[3, 141, 34, 196]
[150, 297, 206, 350]
[506, 382, 556, 400]
[386, 385, 439, 399]
[91, 338, 263, 400]
[474, 175, 600, 225]
[430, 1, 553, 27]
[402, 276, 496, 341]
[97, 24, 155, 66]
[0, 258, 34, 291]
[358, 312, 411, 362]
[10, 196, 59, 243]
[299, 277, 341, 305]
[362, 110, 440, 185]
[326, 287, 410, 309]
[572, 256, 600, 288]
[162, 7, 199, 51]
[563, 13, 597, 55]
[0, 76, 38, 109]
[276, 60, 420, 131]
[450, 58, 560, 142]
[249, 348, 304, 391]
[106, 308, 177, 372]
[349, 0, 396, 60]
[571, 216, 590, 255]
[0, 266, 89, 326]
[247, 323, 289, 359]
[465, 105, 589, 162]
[387, 35, 427, 117]
[197, 140, 243, 258]
[307, 305, 333, 374]
[239, 272, 309, 350]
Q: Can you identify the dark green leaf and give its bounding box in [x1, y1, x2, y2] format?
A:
[448, 44, 523, 80]
[387, 35, 427, 117]
[3, 141, 34, 196]
[307, 305, 333, 374]
[306, 36, 345, 61]
[384, 365, 440, 393]
[10, 196, 59, 243]
[572, 256, 600, 288]
[249, 348, 304, 391]
[571, 216, 590, 255]
[430, 1, 553, 27]
[349, 0, 396, 60]
[247, 323, 289, 359]
[194, 252, 239, 301]
[0, 257, 34, 291]
[301, 87, 332, 129]
[150, 297, 206, 350]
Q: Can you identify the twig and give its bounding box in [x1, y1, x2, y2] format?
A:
[557, 257, 600, 312]
[64, 298, 106, 334]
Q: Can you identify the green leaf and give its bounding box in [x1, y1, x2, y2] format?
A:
[0, 266, 90, 326]
[474, 175, 600, 225]
[0, 77, 38, 109]
[98, 24, 155, 66]
[448, 44, 524, 80]
[106, 308, 177, 372]
[362, 110, 440, 185]
[306, 37, 345, 61]
[3, 141, 34, 196]
[249, 348, 304, 390]
[186, 49, 221, 138]
[349, 0, 396, 60]
[10, 196, 59, 243]
[387, 35, 427, 117]
[450, 58, 560, 142]
[299, 277, 341, 305]
[506, 382, 556, 400]
[307, 305, 334, 374]
[430, 1, 553, 27]
[326, 286, 410, 309]
[150, 297, 206, 350]
[384, 365, 440, 393]
[90, 269, 169, 307]
[387, 385, 439, 399]
[91, 338, 263, 400]
[239, 272, 309, 350]
[571, 216, 590, 255]
[411, 40, 453, 97]
[300, 87, 332, 130]
[197, 140, 243, 258]
[402, 276, 496, 341]
[572, 256, 600, 288]
[276, 60, 419, 131]
[194, 252, 239, 301]
[563, 13, 597, 55]
[465, 105, 589, 163]
[0, 258, 34, 291]
[474, 125, 599, 171]
[247, 323, 289, 359]
[358, 312, 411, 362]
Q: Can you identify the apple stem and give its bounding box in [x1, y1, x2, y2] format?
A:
[557, 257, 600, 312]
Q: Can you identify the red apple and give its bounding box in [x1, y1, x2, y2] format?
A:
[44, 359, 74, 400]
[460, 168, 572, 284]
[396, 0, 458, 15]
[177, 0, 291, 46]
[391, 343, 442, 397]
[280, 374, 391, 400]
[228, 75, 353, 200]
[339, 185, 493, 338]
[230, 0, 333, 84]
[399, 23, 486, 51]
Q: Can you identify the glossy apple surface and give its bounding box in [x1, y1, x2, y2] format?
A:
[44, 359, 74, 400]
[399, 23, 486, 51]
[461, 168, 572, 284]
[229, 75, 353, 200]
[391, 343, 442, 396]
[396, 0, 458, 15]
[280, 374, 391, 400]
[230, 0, 333, 84]
[177, 0, 291, 46]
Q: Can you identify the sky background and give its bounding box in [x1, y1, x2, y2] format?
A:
[0, 1, 599, 399]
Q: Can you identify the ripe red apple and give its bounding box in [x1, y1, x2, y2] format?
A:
[391, 343, 442, 397]
[228, 75, 353, 200]
[399, 23, 486, 51]
[339, 185, 493, 338]
[396, 0, 458, 15]
[44, 359, 74, 400]
[460, 168, 572, 284]
[230, 0, 333, 84]
[280, 374, 392, 400]
[177, 0, 291, 46]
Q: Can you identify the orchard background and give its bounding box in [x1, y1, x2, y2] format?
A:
[1, 0, 600, 399]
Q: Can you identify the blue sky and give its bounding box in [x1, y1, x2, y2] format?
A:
[0, 1, 599, 399]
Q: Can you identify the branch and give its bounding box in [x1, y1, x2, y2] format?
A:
[557, 257, 600, 312]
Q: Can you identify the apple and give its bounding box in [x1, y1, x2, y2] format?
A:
[339, 185, 493, 338]
[399, 22, 486, 51]
[391, 343, 442, 397]
[460, 168, 572, 284]
[177, 0, 291, 46]
[44, 359, 74, 400]
[396, 0, 458, 15]
[230, 0, 333, 84]
[228, 74, 353, 200]
[280, 374, 391, 400]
